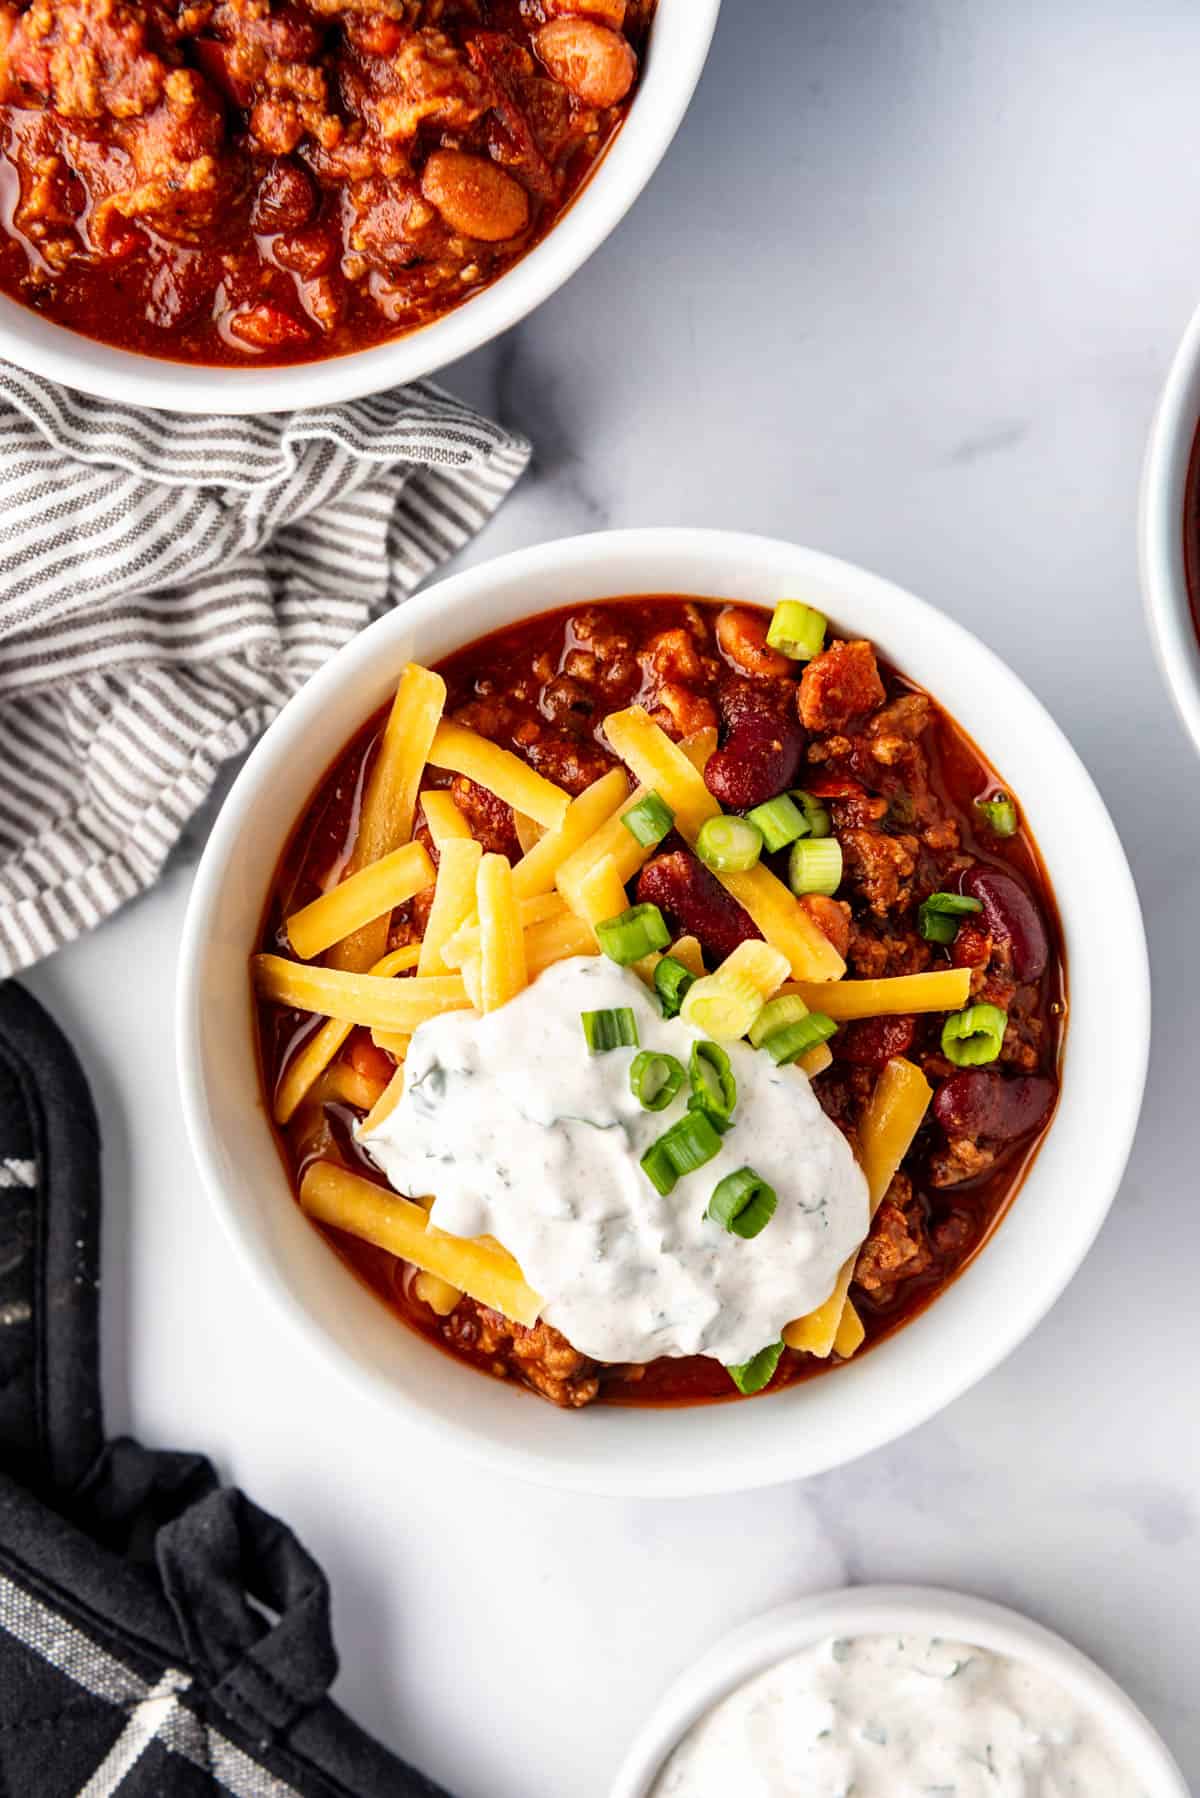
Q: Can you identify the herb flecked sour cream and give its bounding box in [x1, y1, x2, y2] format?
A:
[358, 956, 868, 1366]
[650, 1635, 1149, 1797]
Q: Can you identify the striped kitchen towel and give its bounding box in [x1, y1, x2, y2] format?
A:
[0, 366, 529, 978]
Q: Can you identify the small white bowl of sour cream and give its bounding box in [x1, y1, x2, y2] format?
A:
[611, 1586, 1189, 1798]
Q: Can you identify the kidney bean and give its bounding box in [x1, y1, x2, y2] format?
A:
[421, 150, 530, 242]
[836, 1015, 916, 1067]
[534, 19, 636, 108]
[637, 850, 761, 961]
[704, 706, 805, 811]
[962, 867, 1048, 983]
[933, 1071, 1056, 1142]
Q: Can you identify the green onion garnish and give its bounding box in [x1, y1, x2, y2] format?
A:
[975, 792, 1018, 837]
[791, 790, 833, 838]
[688, 1040, 737, 1129]
[941, 1002, 1007, 1067]
[654, 955, 696, 1019]
[762, 1012, 837, 1066]
[727, 1341, 784, 1395]
[765, 601, 826, 662]
[696, 814, 763, 873]
[746, 793, 806, 853]
[788, 836, 843, 896]
[620, 790, 675, 848]
[708, 1167, 778, 1238]
[595, 902, 671, 966]
[581, 1007, 639, 1054]
[747, 993, 811, 1049]
[918, 891, 984, 945]
[629, 1050, 686, 1112]
[640, 1110, 723, 1196]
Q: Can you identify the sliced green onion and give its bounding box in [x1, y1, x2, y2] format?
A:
[791, 790, 833, 838]
[640, 1110, 723, 1195]
[708, 1167, 778, 1238]
[975, 792, 1018, 837]
[763, 1012, 837, 1066]
[696, 814, 763, 873]
[681, 967, 764, 1041]
[595, 903, 671, 966]
[654, 955, 696, 1020]
[788, 836, 843, 896]
[766, 601, 826, 662]
[581, 1007, 639, 1054]
[727, 1340, 784, 1395]
[629, 1050, 686, 1112]
[688, 1040, 737, 1129]
[941, 1002, 1007, 1067]
[918, 891, 984, 945]
[746, 793, 806, 852]
[748, 993, 812, 1049]
[620, 790, 674, 848]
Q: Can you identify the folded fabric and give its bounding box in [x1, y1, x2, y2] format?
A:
[0, 366, 529, 979]
[0, 977, 451, 1797]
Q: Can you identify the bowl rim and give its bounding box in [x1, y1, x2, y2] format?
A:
[608, 1584, 1190, 1797]
[1140, 294, 1200, 755]
[0, 0, 721, 415]
[176, 527, 1150, 1498]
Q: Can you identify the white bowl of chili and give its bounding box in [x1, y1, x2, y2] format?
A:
[0, 0, 721, 413]
[611, 1587, 1189, 1797]
[1140, 296, 1200, 756]
[177, 529, 1149, 1496]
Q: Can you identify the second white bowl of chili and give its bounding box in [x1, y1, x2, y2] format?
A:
[177, 529, 1149, 1495]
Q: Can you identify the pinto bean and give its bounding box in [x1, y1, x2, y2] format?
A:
[226, 304, 310, 350]
[715, 606, 793, 680]
[421, 150, 530, 242]
[962, 867, 1049, 983]
[932, 1071, 1056, 1142]
[636, 850, 761, 961]
[798, 892, 851, 960]
[546, 0, 626, 23]
[534, 18, 636, 107]
[704, 698, 805, 811]
[836, 1015, 916, 1067]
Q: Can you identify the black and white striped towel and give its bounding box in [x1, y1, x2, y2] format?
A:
[0, 366, 529, 978]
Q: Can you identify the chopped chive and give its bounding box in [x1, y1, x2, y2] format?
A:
[745, 793, 806, 853]
[791, 790, 833, 838]
[766, 601, 826, 662]
[595, 902, 671, 966]
[654, 954, 696, 1020]
[708, 1167, 778, 1238]
[748, 993, 812, 1049]
[727, 1340, 784, 1395]
[788, 836, 843, 896]
[688, 1040, 737, 1129]
[762, 1012, 837, 1066]
[696, 813, 763, 873]
[975, 792, 1018, 837]
[940, 1002, 1007, 1067]
[640, 1110, 723, 1195]
[629, 1050, 686, 1112]
[620, 790, 674, 848]
[580, 1007, 639, 1054]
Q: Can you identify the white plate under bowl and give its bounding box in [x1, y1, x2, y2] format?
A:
[177, 528, 1149, 1498]
[0, 0, 720, 413]
[611, 1586, 1188, 1798]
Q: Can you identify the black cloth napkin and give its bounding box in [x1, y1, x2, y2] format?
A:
[0, 977, 450, 1798]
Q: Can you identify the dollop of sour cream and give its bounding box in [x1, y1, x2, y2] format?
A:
[650, 1634, 1149, 1798]
[359, 956, 868, 1367]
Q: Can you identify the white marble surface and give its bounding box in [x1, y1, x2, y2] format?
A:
[20, 2, 1200, 1792]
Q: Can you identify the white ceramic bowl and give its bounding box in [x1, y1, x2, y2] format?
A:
[177, 528, 1149, 1498]
[1141, 297, 1200, 754]
[0, 2, 720, 414]
[610, 1586, 1189, 1797]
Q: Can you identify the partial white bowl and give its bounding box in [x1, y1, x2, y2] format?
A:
[610, 1586, 1189, 1797]
[0, 1, 720, 414]
[177, 528, 1149, 1498]
[1140, 296, 1200, 755]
